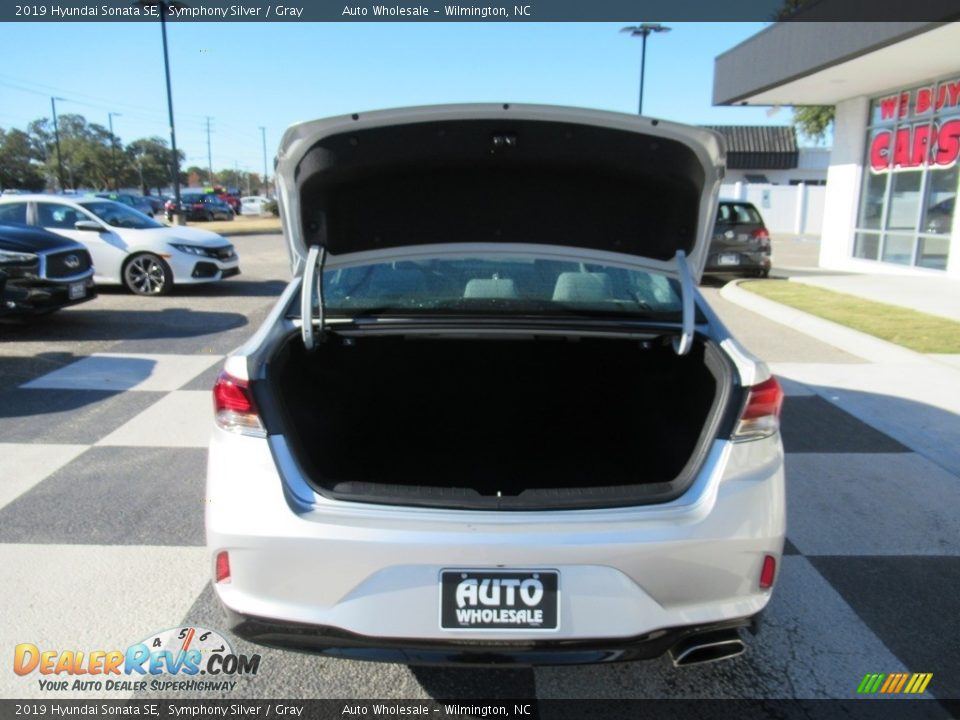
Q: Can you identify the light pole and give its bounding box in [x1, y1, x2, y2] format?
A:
[620, 23, 671, 116]
[259, 126, 269, 197]
[50, 96, 66, 191]
[108, 111, 122, 191]
[137, 0, 186, 222]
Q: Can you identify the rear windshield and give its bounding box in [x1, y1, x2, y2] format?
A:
[717, 203, 763, 225]
[313, 256, 682, 319]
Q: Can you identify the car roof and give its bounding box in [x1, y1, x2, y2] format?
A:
[717, 199, 759, 208]
[0, 194, 132, 212]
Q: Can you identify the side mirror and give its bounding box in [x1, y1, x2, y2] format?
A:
[74, 220, 104, 232]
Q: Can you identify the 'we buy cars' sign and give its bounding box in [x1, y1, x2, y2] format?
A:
[869, 78, 960, 173]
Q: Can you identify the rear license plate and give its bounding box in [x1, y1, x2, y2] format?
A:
[718, 254, 740, 266]
[440, 570, 559, 630]
[68, 282, 85, 300]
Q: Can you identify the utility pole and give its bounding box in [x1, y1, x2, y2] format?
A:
[620, 23, 672, 115]
[259, 126, 269, 197]
[135, 0, 185, 222]
[205, 116, 214, 185]
[51, 96, 66, 191]
[108, 112, 122, 191]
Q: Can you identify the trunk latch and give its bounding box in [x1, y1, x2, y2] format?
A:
[301, 244, 327, 350]
[673, 249, 694, 356]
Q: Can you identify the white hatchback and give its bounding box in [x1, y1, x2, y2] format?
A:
[206, 105, 785, 666]
[0, 194, 240, 295]
[240, 195, 272, 216]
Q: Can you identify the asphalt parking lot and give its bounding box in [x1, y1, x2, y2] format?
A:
[1, 233, 958, 704]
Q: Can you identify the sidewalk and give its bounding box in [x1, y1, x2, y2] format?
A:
[721, 279, 960, 477]
[787, 273, 960, 322]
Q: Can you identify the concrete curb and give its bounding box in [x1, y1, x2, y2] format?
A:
[720, 280, 929, 364]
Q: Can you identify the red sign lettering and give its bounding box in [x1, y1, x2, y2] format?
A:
[935, 119, 960, 166]
[947, 81, 960, 109]
[868, 120, 960, 172]
[870, 132, 891, 171]
[879, 97, 898, 120]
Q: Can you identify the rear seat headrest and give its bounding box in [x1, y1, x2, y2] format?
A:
[463, 278, 519, 299]
[552, 272, 614, 302]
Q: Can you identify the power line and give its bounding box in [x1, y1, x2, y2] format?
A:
[0, 73, 208, 120]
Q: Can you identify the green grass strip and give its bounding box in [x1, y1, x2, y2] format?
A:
[739, 280, 960, 354]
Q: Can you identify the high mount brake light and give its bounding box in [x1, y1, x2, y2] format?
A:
[213, 370, 266, 437]
[733, 376, 783, 441]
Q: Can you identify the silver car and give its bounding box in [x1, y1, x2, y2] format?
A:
[206, 104, 785, 666]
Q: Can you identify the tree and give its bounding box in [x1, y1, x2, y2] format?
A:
[25, 114, 115, 190]
[0, 128, 47, 191]
[186, 165, 210, 187]
[216, 168, 260, 194]
[792, 105, 835, 145]
[126, 137, 184, 195]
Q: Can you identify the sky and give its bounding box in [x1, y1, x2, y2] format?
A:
[0, 21, 784, 178]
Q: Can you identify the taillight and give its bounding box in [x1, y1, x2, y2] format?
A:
[213, 370, 266, 437]
[751, 227, 771, 247]
[733, 376, 783, 441]
[759, 554, 776, 590]
[215, 551, 231, 583]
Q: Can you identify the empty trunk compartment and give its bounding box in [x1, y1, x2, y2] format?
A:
[263, 332, 736, 509]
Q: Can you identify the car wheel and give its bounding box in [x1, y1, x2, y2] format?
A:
[123, 253, 173, 296]
[206, 211, 215, 222]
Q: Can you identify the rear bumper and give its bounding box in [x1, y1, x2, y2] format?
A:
[206, 431, 785, 655]
[225, 610, 758, 666]
[704, 250, 771, 273]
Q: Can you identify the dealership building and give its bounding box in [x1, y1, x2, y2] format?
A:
[714, 22, 960, 278]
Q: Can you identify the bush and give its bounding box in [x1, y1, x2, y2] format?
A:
[264, 199, 279, 217]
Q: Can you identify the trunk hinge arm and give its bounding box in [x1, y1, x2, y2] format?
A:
[301, 245, 327, 351]
[673, 249, 694, 356]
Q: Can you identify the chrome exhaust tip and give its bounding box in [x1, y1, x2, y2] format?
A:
[669, 629, 746, 667]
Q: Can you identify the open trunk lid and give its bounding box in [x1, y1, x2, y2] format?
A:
[276, 104, 725, 274]
[275, 105, 725, 352]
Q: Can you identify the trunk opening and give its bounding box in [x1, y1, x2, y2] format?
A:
[262, 331, 735, 510]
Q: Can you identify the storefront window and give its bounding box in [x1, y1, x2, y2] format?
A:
[922, 166, 957, 234]
[887, 172, 921, 230]
[857, 165, 887, 230]
[856, 76, 960, 270]
[854, 232, 880, 260]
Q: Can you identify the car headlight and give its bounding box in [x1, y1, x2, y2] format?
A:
[0, 249, 38, 263]
[170, 243, 212, 257]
